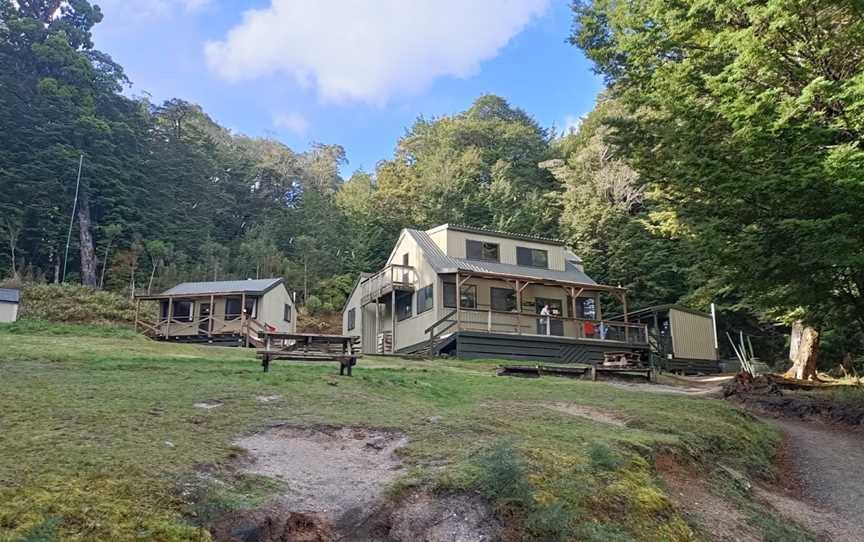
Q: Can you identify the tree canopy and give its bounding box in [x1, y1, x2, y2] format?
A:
[571, 0, 864, 342]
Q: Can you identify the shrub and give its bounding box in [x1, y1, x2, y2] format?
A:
[472, 441, 532, 508]
[12, 283, 146, 326]
[588, 442, 625, 472]
[304, 295, 323, 316]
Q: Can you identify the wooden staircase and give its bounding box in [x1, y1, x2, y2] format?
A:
[412, 309, 458, 357]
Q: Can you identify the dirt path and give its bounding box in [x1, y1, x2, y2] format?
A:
[766, 419, 864, 541]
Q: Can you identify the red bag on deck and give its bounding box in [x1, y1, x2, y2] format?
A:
[583, 321, 595, 336]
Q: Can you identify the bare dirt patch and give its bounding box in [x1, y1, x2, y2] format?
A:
[209, 425, 501, 542]
[609, 381, 722, 397]
[234, 425, 407, 533]
[655, 454, 761, 542]
[542, 401, 628, 427]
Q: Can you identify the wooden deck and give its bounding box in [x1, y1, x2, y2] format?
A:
[435, 331, 650, 365]
[497, 363, 655, 382]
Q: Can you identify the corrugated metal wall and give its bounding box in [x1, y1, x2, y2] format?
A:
[670, 308, 718, 360]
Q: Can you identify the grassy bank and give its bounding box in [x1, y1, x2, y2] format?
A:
[0, 323, 781, 541]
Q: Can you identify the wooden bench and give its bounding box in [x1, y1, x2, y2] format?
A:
[257, 350, 360, 375]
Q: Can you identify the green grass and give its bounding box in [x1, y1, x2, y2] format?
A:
[0, 323, 781, 541]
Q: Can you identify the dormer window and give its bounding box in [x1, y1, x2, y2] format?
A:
[466, 240, 499, 262]
[517, 247, 549, 268]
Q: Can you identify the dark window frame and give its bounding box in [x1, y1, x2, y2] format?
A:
[347, 307, 356, 330]
[466, 239, 500, 262]
[172, 300, 194, 322]
[284, 303, 292, 322]
[516, 246, 549, 268]
[416, 284, 434, 314]
[395, 291, 413, 321]
[443, 282, 477, 309]
[225, 297, 242, 321]
[490, 287, 517, 312]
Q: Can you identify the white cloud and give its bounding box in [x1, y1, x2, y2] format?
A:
[205, 0, 549, 104]
[273, 111, 309, 136]
[562, 114, 584, 135]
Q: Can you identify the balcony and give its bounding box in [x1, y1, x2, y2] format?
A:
[361, 264, 416, 304]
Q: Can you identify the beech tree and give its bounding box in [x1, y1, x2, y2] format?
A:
[571, 0, 864, 369]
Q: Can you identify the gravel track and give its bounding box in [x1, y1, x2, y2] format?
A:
[769, 419, 864, 541]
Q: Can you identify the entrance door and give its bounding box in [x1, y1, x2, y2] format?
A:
[199, 303, 211, 333]
[535, 298, 564, 336]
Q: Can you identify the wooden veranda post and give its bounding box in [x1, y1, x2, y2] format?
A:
[516, 281, 530, 334]
[134, 298, 140, 333]
[455, 271, 461, 329]
[166, 297, 173, 339]
[390, 290, 396, 353]
[241, 293, 247, 347]
[208, 294, 214, 337]
[621, 290, 629, 343]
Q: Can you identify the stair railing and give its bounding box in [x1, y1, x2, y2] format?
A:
[423, 309, 458, 356]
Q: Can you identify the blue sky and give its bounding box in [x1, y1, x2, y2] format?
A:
[92, 0, 603, 174]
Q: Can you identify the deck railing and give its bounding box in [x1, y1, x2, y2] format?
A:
[452, 307, 649, 345]
[361, 264, 416, 303]
[137, 315, 265, 343]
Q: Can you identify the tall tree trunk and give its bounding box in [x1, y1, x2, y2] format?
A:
[129, 265, 136, 299]
[76, 181, 98, 287]
[784, 320, 820, 380]
[148, 262, 158, 294]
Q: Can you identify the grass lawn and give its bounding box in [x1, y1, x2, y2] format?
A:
[0, 322, 781, 541]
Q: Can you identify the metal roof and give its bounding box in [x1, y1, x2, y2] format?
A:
[431, 223, 566, 245]
[159, 278, 284, 297]
[405, 229, 599, 286]
[0, 288, 20, 303]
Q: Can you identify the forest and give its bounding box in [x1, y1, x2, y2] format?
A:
[1, 0, 862, 369]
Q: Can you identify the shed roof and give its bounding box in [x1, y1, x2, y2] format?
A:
[610, 304, 712, 321]
[405, 229, 600, 287]
[0, 288, 20, 303]
[158, 278, 284, 297]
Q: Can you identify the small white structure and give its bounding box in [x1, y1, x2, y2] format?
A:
[0, 288, 20, 323]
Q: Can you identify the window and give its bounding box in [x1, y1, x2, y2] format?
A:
[417, 284, 434, 314]
[225, 297, 242, 320]
[491, 287, 517, 312]
[443, 282, 477, 309]
[466, 240, 499, 262]
[347, 308, 356, 330]
[172, 300, 193, 321]
[395, 291, 413, 321]
[284, 303, 292, 322]
[576, 297, 596, 320]
[517, 247, 549, 268]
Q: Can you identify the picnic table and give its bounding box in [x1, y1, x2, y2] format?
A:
[256, 332, 361, 375]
